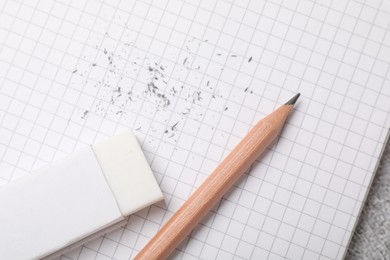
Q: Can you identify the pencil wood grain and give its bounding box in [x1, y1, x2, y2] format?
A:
[135, 95, 299, 260]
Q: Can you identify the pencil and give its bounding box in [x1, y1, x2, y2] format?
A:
[135, 93, 300, 260]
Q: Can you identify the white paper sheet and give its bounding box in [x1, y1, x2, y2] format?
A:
[0, 0, 389, 259]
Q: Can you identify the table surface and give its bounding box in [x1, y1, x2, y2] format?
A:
[345, 137, 390, 260]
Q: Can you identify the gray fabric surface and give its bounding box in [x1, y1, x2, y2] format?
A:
[345, 138, 390, 260]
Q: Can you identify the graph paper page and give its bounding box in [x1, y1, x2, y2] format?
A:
[0, 0, 389, 259]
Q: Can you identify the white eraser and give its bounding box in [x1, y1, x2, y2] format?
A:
[92, 130, 164, 216]
[0, 130, 164, 260]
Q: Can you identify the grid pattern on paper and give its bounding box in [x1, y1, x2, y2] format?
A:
[0, 0, 389, 259]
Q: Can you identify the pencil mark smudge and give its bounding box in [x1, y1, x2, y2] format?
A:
[81, 110, 89, 119]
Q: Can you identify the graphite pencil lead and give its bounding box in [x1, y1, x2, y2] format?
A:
[284, 93, 300, 106]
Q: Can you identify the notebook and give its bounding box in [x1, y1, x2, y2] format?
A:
[0, 0, 389, 259]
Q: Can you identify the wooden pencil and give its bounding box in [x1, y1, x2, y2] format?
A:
[135, 93, 300, 260]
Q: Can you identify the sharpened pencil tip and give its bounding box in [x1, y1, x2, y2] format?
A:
[285, 93, 300, 105]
